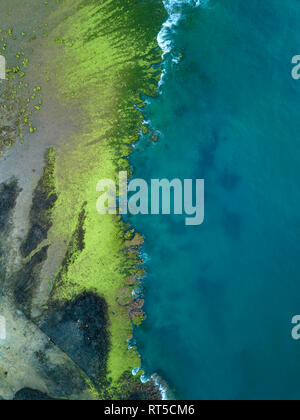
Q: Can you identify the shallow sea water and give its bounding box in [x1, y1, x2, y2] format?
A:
[130, 0, 300, 400]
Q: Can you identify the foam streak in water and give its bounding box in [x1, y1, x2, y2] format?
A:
[158, 0, 209, 87]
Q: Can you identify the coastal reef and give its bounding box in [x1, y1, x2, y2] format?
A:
[0, 0, 166, 400]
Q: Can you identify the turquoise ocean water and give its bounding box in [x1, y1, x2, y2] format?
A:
[129, 0, 300, 399]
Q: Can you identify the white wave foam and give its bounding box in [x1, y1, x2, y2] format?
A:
[157, 0, 209, 87]
[132, 367, 141, 376]
[130, 0, 210, 398]
[138, 373, 169, 400]
[151, 374, 169, 400]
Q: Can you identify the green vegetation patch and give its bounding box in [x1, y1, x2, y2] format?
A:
[41, 0, 166, 394]
[1, 0, 166, 399]
[0, 28, 43, 153]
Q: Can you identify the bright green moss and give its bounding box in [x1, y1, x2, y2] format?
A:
[29, 0, 166, 396]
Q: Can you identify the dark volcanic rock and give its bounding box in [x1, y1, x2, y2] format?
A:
[42, 292, 110, 386]
[117, 373, 162, 400]
[13, 388, 56, 401]
[13, 245, 49, 315]
[20, 149, 57, 258]
[0, 179, 20, 233]
[0, 179, 21, 286]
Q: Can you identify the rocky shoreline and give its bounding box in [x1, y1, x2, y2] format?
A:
[0, 0, 166, 400]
